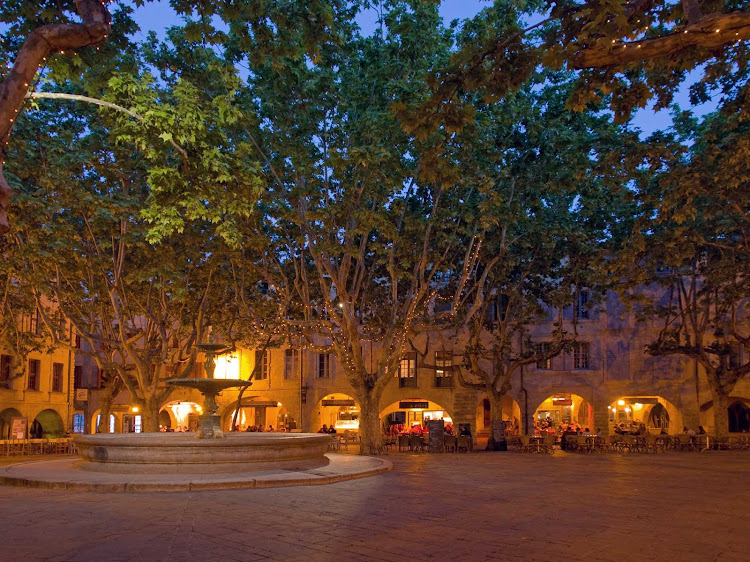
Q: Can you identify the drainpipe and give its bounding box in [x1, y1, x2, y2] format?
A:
[521, 363, 529, 436]
[66, 347, 73, 433]
[299, 344, 304, 431]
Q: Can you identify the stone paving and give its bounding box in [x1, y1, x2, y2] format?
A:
[0, 449, 748, 561]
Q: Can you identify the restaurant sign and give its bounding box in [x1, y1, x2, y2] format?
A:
[399, 401, 429, 409]
[322, 400, 356, 407]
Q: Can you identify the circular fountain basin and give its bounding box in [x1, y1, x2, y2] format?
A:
[74, 432, 332, 474]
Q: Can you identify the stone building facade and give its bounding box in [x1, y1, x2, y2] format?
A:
[81, 289, 750, 441]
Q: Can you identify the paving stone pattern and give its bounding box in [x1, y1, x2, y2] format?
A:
[0, 450, 748, 561]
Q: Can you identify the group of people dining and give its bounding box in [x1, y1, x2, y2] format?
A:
[384, 421, 457, 437]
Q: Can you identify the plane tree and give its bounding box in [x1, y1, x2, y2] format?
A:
[615, 91, 750, 439]
[439, 72, 641, 440]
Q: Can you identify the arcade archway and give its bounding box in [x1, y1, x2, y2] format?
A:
[161, 401, 202, 432]
[0, 408, 22, 439]
[476, 395, 521, 435]
[33, 409, 65, 437]
[223, 397, 282, 431]
[608, 396, 682, 435]
[534, 393, 593, 433]
[318, 394, 360, 433]
[728, 400, 750, 433]
[380, 399, 453, 434]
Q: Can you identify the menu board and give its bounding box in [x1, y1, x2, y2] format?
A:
[492, 420, 507, 442]
[427, 420, 445, 453]
[10, 417, 27, 439]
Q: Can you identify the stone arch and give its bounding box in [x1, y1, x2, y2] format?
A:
[0, 408, 22, 439]
[221, 395, 281, 431]
[317, 393, 359, 433]
[90, 409, 117, 434]
[380, 398, 454, 434]
[532, 393, 594, 432]
[160, 400, 201, 431]
[608, 395, 683, 435]
[728, 399, 750, 433]
[475, 395, 521, 434]
[33, 409, 65, 437]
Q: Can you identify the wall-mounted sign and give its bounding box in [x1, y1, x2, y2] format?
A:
[10, 417, 27, 439]
[322, 400, 356, 407]
[399, 401, 429, 410]
[75, 389, 89, 402]
[553, 399, 573, 406]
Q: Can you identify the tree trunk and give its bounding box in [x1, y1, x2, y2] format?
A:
[486, 391, 505, 450]
[96, 376, 122, 433]
[141, 401, 161, 433]
[357, 390, 383, 456]
[711, 389, 729, 440]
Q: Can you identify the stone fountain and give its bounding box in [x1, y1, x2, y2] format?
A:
[72, 341, 332, 474]
[166, 341, 251, 439]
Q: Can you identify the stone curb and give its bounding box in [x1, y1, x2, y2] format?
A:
[0, 455, 392, 493]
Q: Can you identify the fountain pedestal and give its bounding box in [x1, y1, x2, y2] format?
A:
[167, 341, 251, 439]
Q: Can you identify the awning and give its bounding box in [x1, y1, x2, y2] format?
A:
[239, 400, 280, 407]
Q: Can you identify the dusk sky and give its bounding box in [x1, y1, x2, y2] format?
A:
[126, 0, 716, 136]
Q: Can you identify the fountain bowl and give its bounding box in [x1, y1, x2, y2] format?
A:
[74, 432, 332, 474]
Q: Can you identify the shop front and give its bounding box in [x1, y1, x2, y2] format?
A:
[380, 399, 453, 434]
[225, 398, 282, 431]
[534, 393, 593, 433]
[608, 396, 679, 435]
[319, 394, 360, 433]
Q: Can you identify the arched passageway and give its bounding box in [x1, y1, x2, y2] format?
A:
[533, 393, 593, 434]
[608, 396, 682, 435]
[476, 395, 521, 435]
[161, 401, 202, 432]
[317, 394, 359, 433]
[728, 400, 750, 433]
[223, 397, 282, 432]
[33, 409, 65, 437]
[0, 408, 23, 438]
[380, 399, 453, 434]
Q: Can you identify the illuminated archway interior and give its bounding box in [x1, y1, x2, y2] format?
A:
[534, 393, 593, 433]
[608, 396, 681, 435]
[380, 399, 452, 433]
[319, 394, 360, 432]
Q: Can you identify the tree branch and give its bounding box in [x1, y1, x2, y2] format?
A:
[574, 12, 750, 69]
[26, 91, 188, 159]
[0, 0, 110, 232]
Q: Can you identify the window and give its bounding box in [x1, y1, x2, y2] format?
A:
[95, 414, 115, 433]
[74, 333, 81, 348]
[398, 353, 417, 388]
[316, 353, 331, 378]
[28, 359, 40, 390]
[23, 309, 42, 335]
[435, 351, 453, 387]
[74, 365, 82, 389]
[575, 291, 590, 320]
[0, 354, 11, 386]
[51, 362, 63, 392]
[255, 350, 269, 380]
[284, 349, 299, 379]
[729, 343, 745, 369]
[535, 343, 551, 369]
[72, 413, 85, 434]
[573, 342, 590, 369]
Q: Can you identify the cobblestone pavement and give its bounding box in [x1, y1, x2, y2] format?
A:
[1, 450, 748, 561]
